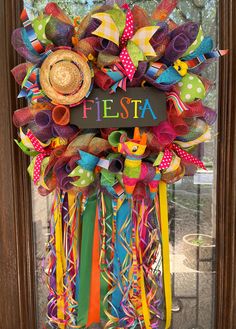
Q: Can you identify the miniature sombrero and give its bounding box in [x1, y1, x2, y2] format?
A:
[40, 49, 92, 106]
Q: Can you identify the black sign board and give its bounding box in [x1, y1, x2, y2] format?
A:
[70, 87, 166, 128]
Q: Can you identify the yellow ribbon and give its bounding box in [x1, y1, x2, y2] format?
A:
[159, 182, 172, 329]
[137, 202, 151, 328]
[55, 191, 65, 329]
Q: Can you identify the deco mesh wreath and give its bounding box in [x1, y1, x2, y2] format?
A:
[11, 1, 226, 328]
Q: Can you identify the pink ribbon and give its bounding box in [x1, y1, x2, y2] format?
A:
[120, 48, 136, 81]
[159, 143, 206, 170]
[120, 4, 136, 81]
[171, 144, 206, 170]
[121, 4, 134, 46]
[159, 149, 173, 170]
[26, 131, 51, 184]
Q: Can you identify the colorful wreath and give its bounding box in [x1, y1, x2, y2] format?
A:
[11, 1, 226, 328]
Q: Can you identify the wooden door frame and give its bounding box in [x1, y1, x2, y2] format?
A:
[0, 0, 235, 328]
[216, 0, 236, 327]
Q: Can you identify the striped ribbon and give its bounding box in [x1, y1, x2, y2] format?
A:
[166, 91, 189, 116]
[184, 49, 228, 70]
[103, 63, 128, 93]
[20, 8, 45, 54]
[146, 62, 166, 81]
[19, 51, 52, 102]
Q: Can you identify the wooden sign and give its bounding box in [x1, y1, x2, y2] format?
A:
[70, 87, 166, 128]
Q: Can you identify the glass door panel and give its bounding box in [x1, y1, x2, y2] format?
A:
[26, 0, 219, 328]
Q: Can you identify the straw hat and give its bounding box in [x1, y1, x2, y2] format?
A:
[40, 49, 92, 106]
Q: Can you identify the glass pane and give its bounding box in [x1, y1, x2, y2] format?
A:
[26, 0, 219, 328]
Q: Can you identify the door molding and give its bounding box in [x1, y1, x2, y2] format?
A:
[216, 1, 236, 328]
[0, 0, 36, 328]
[0, 0, 235, 329]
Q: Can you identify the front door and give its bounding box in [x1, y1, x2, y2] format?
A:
[0, 1, 235, 329]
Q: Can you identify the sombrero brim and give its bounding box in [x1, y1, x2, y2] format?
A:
[40, 49, 92, 106]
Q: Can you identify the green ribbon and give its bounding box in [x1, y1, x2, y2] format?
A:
[100, 194, 113, 321]
[77, 195, 97, 326]
[15, 139, 39, 156]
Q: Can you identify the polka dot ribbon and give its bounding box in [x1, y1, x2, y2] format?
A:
[26, 131, 51, 184]
[120, 48, 136, 81]
[159, 149, 173, 170]
[159, 144, 206, 171]
[120, 4, 136, 81]
[120, 4, 134, 47]
[173, 144, 206, 170]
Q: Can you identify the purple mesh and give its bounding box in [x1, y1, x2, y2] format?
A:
[150, 22, 169, 48]
[45, 17, 74, 47]
[170, 22, 199, 44]
[11, 63, 31, 85]
[108, 157, 124, 173]
[128, 62, 148, 87]
[13, 107, 34, 128]
[96, 39, 120, 56]
[164, 33, 191, 63]
[202, 106, 217, 125]
[35, 110, 52, 128]
[28, 122, 53, 141]
[84, 18, 101, 38]
[152, 121, 177, 147]
[52, 124, 79, 138]
[11, 28, 41, 64]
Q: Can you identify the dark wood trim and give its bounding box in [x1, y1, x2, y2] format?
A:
[216, 0, 236, 328]
[0, 0, 36, 328]
[0, 1, 235, 329]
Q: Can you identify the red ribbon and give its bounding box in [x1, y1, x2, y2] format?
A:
[159, 143, 206, 171]
[26, 131, 51, 184]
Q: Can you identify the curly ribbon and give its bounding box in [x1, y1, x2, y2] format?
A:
[54, 190, 66, 329]
[137, 202, 151, 329]
[112, 198, 132, 320]
[158, 182, 172, 329]
[99, 193, 116, 325]
[26, 131, 51, 184]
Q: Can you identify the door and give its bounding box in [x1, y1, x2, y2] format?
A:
[0, 1, 235, 329]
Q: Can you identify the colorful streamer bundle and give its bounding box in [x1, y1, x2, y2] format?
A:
[11, 1, 227, 328]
